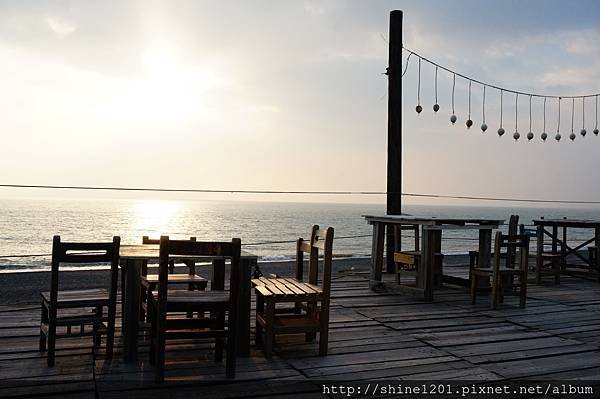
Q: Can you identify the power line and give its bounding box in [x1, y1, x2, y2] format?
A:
[2, 183, 600, 204]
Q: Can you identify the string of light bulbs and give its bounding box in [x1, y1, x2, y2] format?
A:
[401, 46, 600, 142]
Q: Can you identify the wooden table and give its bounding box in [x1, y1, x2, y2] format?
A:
[363, 215, 503, 301]
[119, 244, 258, 363]
[533, 218, 600, 281]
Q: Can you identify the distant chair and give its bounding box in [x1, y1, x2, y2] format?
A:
[521, 225, 561, 284]
[140, 236, 208, 320]
[470, 231, 529, 309]
[147, 236, 241, 383]
[393, 224, 444, 288]
[39, 236, 120, 366]
[469, 214, 519, 272]
[252, 225, 334, 358]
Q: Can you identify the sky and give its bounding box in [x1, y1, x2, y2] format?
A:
[1, 0, 600, 206]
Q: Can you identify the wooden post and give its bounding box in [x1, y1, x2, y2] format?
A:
[385, 10, 403, 273]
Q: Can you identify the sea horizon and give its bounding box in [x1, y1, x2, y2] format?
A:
[2, 196, 600, 273]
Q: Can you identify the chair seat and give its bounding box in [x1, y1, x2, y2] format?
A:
[149, 290, 230, 307]
[472, 267, 525, 275]
[540, 252, 562, 258]
[41, 288, 110, 308]
[252, 277, 323, 302]
[143, 274, 207, 284]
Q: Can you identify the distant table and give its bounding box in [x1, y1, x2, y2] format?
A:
[532, 218, 600, 281]
[119, 244, 258, 362]
[363, 215, 503, 301]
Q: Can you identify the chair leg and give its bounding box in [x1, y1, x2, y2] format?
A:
[93, 306, 103, 350]
[520, 272, 527, 308]
[305, 301, 316, 342]
[39, 301, 48, 351]
[318, 302, 330, 356]
[215, 312, 224, 362]
[47, 307, 57, 367]
[264, 299, 275, 358]
[106, 302, 116, 360]
[554, 259, 561, 285]
[536, 262, 542, 285]
[148, 301, 156, 365]
[490, 272, 499, 310]
[255, 292, 264, 347]
[155, 317, 165, 383]
[225, 310, 237, 379]
[470, 274, 477, 305]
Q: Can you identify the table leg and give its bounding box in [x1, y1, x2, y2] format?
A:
[369, 223, 385, 289]
[477, 229, 493, 289]
[562, 226, 567, 270]
[123, 259, 141, 363]
[477, 229, 492, 269]
[420, 227, 434, 302]
[238, 258, 253, 356]
[385, 225, 396, 274]
[536, 225, 544, 284]
[596, 228, 600, 282]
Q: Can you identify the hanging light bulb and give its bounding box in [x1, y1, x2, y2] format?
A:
[466, 80, 473, 129]
[415, 57, 422, 114]
[497, 89, 504, 137]
[580, 97, 586, 136]
[594, 128, 599, 135]
[512, 94, 519, 141]
[570, 132, 576, 141]
[433, 66, 439, 113]
[555, 133, 561, 141]
[541, 132, 548, 141]
[527, 132, 534, 140]
[450, 73, 457, 125]
[481, 123, 488, 132]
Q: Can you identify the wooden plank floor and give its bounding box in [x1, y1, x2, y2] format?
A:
[1, 269, 600, 398]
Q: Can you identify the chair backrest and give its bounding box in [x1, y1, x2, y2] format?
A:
[507, 215, 519, 235]
[156, 235, 242, 312]
[492, 231, 529, 272]
[143, 236, 197, 244]
[295, 225, 334, 295]
[50, 235, 120, 307]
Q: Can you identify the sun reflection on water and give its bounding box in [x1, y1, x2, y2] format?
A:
[132, 200, 180, 238]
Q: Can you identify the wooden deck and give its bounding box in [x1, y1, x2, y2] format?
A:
[1, 269, 600, 398]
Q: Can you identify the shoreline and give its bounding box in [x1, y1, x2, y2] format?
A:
[0, 257, 380, 306]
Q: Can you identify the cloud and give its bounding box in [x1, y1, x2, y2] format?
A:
[45, 16, 76, 37]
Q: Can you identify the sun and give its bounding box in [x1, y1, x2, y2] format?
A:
[103, 41, 222, 125]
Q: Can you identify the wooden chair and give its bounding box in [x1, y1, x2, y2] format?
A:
[140, 236, 208, 320]
[252, 226, 334, 358]
[471, 232, 529, 309]
[523, 225, 561, 284]
[39, 236, 120, 367]
[394, 251, 444, 288]
[147, 236, 241, 383]
[469, 214, 519, 270]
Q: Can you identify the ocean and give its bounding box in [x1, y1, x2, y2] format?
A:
[1, 198, 599, 272]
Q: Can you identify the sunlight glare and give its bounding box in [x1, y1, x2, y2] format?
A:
[132, 200, 180, 238]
